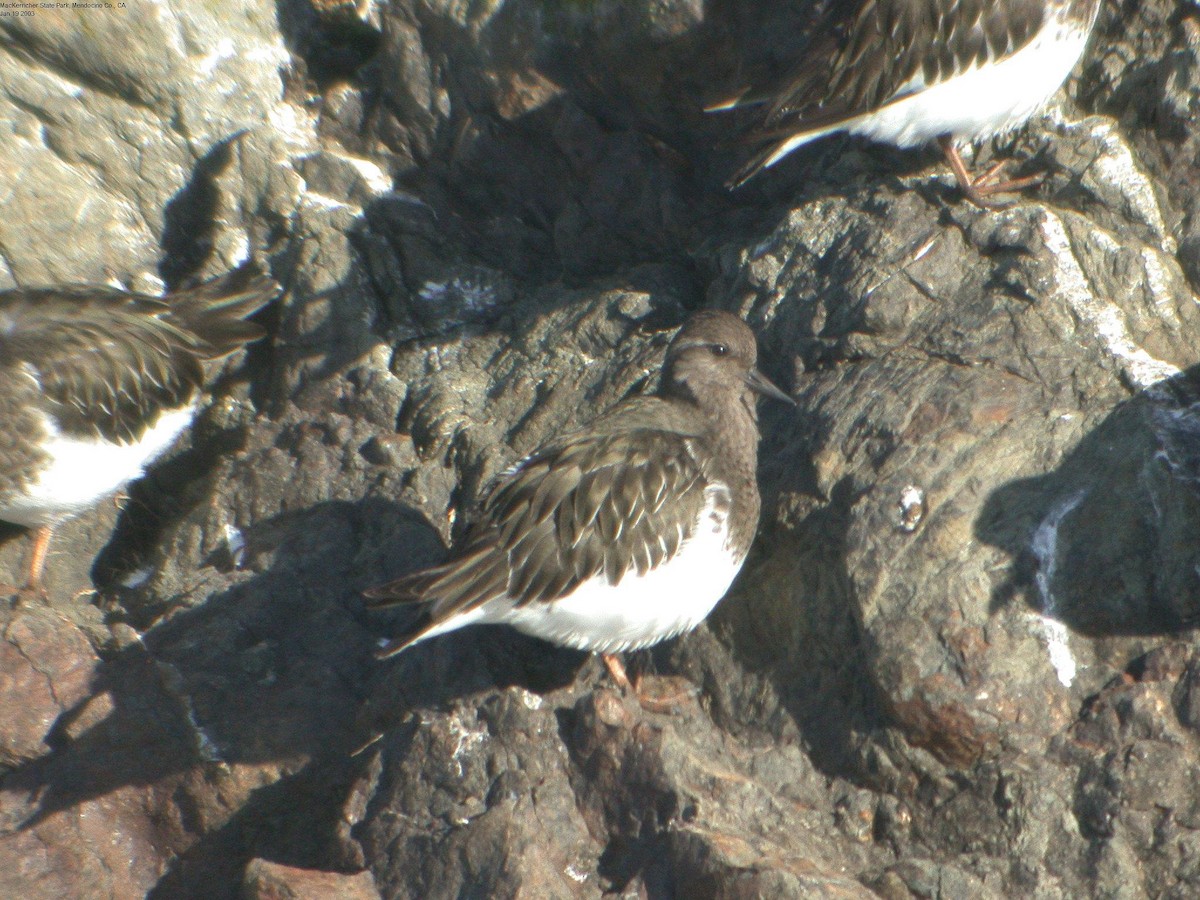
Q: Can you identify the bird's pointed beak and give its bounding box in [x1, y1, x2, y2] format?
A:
[745, 367, 795, 405]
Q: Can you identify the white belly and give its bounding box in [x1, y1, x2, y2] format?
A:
[496, 523, 744, 654]
[853, 19, 1093, 148]
[415, 487, 747, 655]
[0, 405, 197, 527]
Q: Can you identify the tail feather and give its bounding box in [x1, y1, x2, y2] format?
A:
[362, 570, 439, 607]
[726, 130, 818, 189]
[365, 571, 441, 658]
[704, 89, 765, 113]
[371, 596, 494, 658]
[365, 546, 507, 657]
[169, 267, 281, 358]
[367, 573, 497, 659]
[726, 118, 862, 189]
[374, 618, 440, 659]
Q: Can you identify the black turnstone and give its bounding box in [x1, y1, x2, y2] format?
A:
[715, 0, 1101, 207]
[366, 310, 792, 698]
[0, 267, 280, 599]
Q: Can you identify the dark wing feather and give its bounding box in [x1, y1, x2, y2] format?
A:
[766, 0, 1046, 125]
[0, 270, 278, 444]
[722, 0, 1048, 187]
[364, 426, 713, 640]
[166, 268, 279, 357]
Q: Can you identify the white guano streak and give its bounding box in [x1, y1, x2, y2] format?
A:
[1030, 491, 1086, 687]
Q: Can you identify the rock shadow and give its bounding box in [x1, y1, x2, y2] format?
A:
[160, 135, 246, 288]
[274, 0, 383, 90]
[145, 749, 371, 898]
[337, 0, 902, 307]
[8, 491, 589, 834]
[660, 390, 887, 783]
[90, 409, 260, 617]
[5, 499, 395, 826]
[976, 365, 1200, 637]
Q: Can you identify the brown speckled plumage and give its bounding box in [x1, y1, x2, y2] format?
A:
[723, 0, 1101, 198]
[765, 0, 1053, 125]
[0, 269, 277, 447]
[366, 310, 792, 657]
[0, 267, 279, 594]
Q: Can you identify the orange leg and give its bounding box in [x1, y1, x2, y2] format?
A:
[10, 525, 54, 605]
[602, 653, 636, 693]
[25, 525, 52, 590]
[938, 137, 1045, 209]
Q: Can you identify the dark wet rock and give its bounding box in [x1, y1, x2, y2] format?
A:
[565, 688, 882, 897]
[358, 687, 600, 899]
[3, 0, 1200, 897]
[242, 858, 381, 900]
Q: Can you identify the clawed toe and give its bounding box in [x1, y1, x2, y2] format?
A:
[631, 674, 698, 714]
[602, 653, 636, 693]
[601, 653, 697, 714]
[2, 582, 49, 608]
[939, 136, 1047, 210]
[964, 168, 1046, 208]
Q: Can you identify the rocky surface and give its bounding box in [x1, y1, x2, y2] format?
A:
[2, 0, 1200, 897]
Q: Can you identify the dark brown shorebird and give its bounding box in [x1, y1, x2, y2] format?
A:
[0, 267, 280, 600]
[714, 0, 1102, 207]
[366, 310, 793, 703]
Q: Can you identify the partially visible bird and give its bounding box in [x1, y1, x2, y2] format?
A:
[0, 267, 280, 600]
[714, 0, 1102, 207]
[365, 310, 793, 702]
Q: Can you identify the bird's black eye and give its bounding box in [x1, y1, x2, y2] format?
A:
[710, 343, 729, 357]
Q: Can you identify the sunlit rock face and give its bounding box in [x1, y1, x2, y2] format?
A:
[4, 0, 1200, 897]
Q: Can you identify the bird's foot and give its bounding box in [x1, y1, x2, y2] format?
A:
[601, 654, 697, 714]
[10, 525, 55, 607]
[963, 162, 1046, 209]
[601, 653, 636, 693]
[630, 674, 699, 714]
[1, 581, 49, 608]
[939, 138, 1045, 210]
